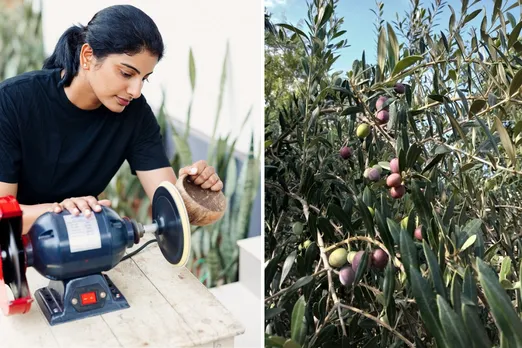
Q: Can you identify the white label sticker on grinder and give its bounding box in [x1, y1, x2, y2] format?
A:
[63, 214, 102, 253]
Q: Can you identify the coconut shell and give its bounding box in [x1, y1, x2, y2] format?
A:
[175, 173, 226, 226]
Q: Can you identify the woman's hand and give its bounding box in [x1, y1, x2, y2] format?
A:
[50, 196, 112, 217]
[179, 160, 223, 191]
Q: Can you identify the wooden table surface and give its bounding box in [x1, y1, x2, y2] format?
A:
[0, 234, 245, 348]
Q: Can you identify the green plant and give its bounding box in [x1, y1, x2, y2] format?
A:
[0, 0, 44, 81]
[168, 43, 261, 287]
[265, 0, 522, 347]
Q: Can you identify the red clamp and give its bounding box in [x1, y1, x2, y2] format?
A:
[0, 195, 33, 315]
[0, 195, 22, 219]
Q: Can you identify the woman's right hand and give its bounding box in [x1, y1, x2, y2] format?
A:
[49, 196, 112, 217]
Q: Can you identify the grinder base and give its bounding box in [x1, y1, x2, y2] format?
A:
[35, 273, 129, 326]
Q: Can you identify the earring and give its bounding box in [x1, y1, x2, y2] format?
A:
[83, 63, 87, 68]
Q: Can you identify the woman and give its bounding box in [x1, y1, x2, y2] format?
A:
[0, 5, 222, 234]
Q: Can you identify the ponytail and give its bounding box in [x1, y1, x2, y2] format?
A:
[42, 25, 86, 87]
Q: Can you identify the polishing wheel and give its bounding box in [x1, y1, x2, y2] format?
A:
[151, 181, 191, 266]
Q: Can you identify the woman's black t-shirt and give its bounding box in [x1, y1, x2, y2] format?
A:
[0, 68, 171, 205]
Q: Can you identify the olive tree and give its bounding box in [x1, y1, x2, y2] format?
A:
[265, 0, 522, 347]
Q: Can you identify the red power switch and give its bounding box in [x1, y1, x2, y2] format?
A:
[80, 292, 97, 306]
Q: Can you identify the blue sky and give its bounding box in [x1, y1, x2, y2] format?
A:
[265, 0, 500, 74]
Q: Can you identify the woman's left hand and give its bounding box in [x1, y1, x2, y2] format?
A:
[179, 160, 223, 191]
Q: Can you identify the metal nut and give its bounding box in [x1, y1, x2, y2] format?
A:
[71, 298, 78, 305]
[100, 292, 106, 299]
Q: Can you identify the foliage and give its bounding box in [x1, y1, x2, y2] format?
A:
[265, 10, 308, 123]
[265, 0, 522, 347]
[0, 0, 44, 81]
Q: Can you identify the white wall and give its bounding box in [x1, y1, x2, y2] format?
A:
[41, 0, 263, 155]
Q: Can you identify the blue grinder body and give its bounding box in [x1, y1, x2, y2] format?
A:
[26, 207, 135, 280]
[25, 207, 137, 325]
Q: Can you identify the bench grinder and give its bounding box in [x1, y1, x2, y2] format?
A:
[0, 181, 191, 326]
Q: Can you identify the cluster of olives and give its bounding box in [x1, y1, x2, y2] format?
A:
[339, 83, 409, 189]
[375, 96, 389, 124]
[374, 83, 405, 124]
[328, 247, 389, 287]
[363, 164, 382, 182]
[361, 157, 408, 199]
[386, 158, 406, 199]
[339, 84, 405, 160]
[338, 123, 369, 160]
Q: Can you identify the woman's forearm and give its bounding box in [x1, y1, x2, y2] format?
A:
[19, 203, 54, 235]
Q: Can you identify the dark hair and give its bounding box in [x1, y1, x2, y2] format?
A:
[43, 5, 164, 87]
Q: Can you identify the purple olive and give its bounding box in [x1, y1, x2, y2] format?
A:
[371, 248, 389, 270]
[351, 251, 371, 273]
[339, 146, 352, 159]
[390, 185, 406, 199]
[390, 158, 400, 173]
[339, 265, 356, 286]
[414, 226, 423, 241]
[386, 173, 402, 188]
[394, 83, 405, 94]
[367, 168, 380, 181]
[376, 110, 389, 124]
[376, 96, 388, 111]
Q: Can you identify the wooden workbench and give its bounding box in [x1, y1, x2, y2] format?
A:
[0, 234, 245, 348]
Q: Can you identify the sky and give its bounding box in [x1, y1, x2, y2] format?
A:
[265, 0, 499, 75]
